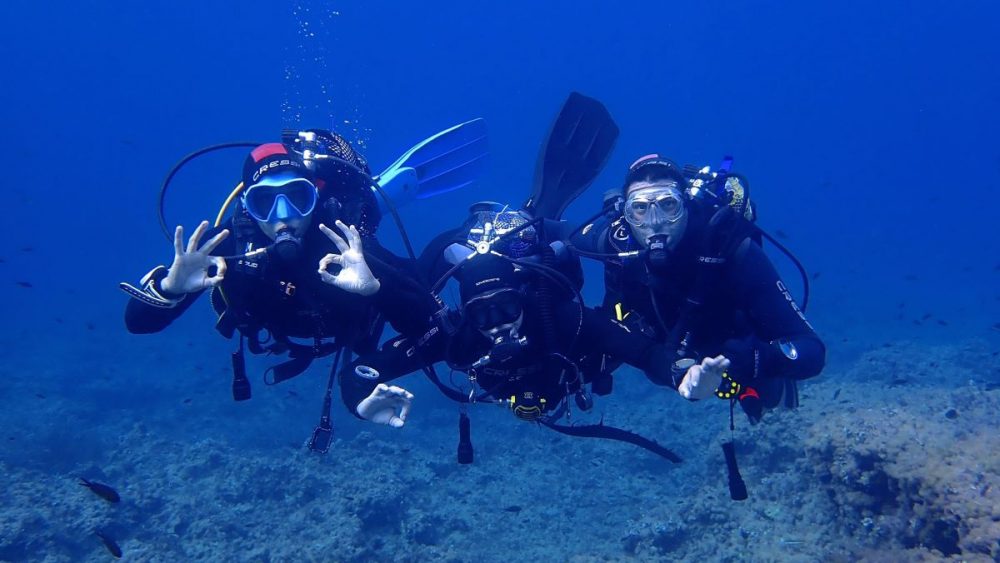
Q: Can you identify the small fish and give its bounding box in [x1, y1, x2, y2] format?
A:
[182, 398, 193, 404]
[936, 319, 948, 326]
[0, 257, 5, 263]
[832, 389, 841, 400]
[774, 229, 790, 240]
[95, 530, 122, 558]
[811, 271, 821, 280]
[920, 313, 932, 321]
[20, 246, 33, 253]
[35, 393, 46, 399]
[991, 323, 1000, 333]
[86, 322, 96, 331]
[80, 478, 120, 503]
[503, 505, 523, 513]
[54, 317, 64, 324]
[779, 538, 805, 546]
[889, 377, 909, 387]
[16, 281, 33, 288]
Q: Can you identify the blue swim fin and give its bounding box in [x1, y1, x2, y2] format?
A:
[374, 118, 488, 212]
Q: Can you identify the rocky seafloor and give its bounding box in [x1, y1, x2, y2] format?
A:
[1, 328, 998, 562]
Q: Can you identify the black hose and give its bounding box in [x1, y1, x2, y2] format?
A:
[423, 365, 474, 403]
[505, 256, 584, 348]
[533, 244, 557, 350]
[565, 203, 615, 242]
[371, 182, 418, 263]
[540, 418, 682, 464]
[158, 142, 261, 241]
[755, 227, 811, 311]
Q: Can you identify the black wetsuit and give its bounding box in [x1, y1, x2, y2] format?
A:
[339, 286, 669, 417]
[573, 210, 825, 403]
[124, 218, 441, 372]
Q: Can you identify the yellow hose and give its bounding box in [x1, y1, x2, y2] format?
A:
[212, 181, 245, 311]
[215, 182, 245, 227]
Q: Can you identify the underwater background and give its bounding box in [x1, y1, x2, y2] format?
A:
[1, 1, 998, 561]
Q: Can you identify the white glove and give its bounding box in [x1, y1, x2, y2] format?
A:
[161, 221, 230, 295]
[678, 355, 731, 401]
[318, 220, 381, 296]
[357, 383, 413, 428]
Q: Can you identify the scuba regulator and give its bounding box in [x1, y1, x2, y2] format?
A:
[645, 233, 671, 273]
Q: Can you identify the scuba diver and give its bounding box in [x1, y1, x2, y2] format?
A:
[571, 154, 826, 421]
[342, 208, 669, 421]
[340, 93, 684, 464]
[120, 122, 488, 452]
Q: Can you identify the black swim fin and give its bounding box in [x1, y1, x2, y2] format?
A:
[524, 92, 619, 221]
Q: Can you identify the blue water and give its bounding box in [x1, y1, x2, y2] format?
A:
[1, 1, 998, 561]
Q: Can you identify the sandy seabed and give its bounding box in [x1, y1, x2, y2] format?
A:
[1, 328, 998, 562]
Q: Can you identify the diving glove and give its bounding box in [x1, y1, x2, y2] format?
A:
[161, 221, 230, 294]
[678, 355, 730, 400]
[357, 383, 413, 428]
[318, 220, 381, 296]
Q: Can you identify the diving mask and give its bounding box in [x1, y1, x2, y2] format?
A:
[623, 185, 686, 227]
[465, 288, 522, 331]
[242, 174, 318, 223]
[466, 288, 527, 365]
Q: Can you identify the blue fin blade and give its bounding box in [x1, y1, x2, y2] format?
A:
[376, 118, 489, 206]
[411, 141, 489, 198]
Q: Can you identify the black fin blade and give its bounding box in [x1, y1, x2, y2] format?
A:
[525, 92, 620, 221]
